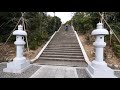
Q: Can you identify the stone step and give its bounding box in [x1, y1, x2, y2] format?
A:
[41, 54, 84, 59]
[49, 43, 79, 45]
[52, 39, 77, 40]
[43, 50, 82, 53]
[34, 60, 87, 67]
[46, 45, 80, 47]
[49, 43, 79, 44]
[51, 38, 77, 39]
[45, 48, 81, 51]
[46, 47, 81, 49]
[48, 44, 80, 47]
[38, 57, 85, 62]
[47, 46, 80, 48]
[34, 25, 88, 68]
[42, 52, 83, 56]
[52, 40, 76, 41]
[52, 35, 76, 37]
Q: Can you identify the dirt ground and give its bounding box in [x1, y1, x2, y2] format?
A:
[0, 43, 44, 62]
[79, 34, 120, 69]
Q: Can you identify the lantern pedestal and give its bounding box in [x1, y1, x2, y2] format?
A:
[86, 22, 117, 78]
[86, 61, 116, 78]
[3, 25, 30, 73]
[3, 60, 30, 73]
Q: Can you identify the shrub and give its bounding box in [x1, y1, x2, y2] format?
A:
[113, 43, 120, 58]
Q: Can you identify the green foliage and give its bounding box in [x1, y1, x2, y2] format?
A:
[113, 43, 120, 58]
[72, 12, 94, 33]
[65, 20, 71, 25]
[0, 12, 21, 42]
[47, 16, 61, 35]
[29, 40, 38, 50]
[0, 12, 62, 50]
[71, 12, 120, 58]
[25, 12, 61, 50]
[71, 12, 120, 39]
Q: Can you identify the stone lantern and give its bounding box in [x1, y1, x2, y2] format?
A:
[3, 25, 30, 73]
[86, 22, 117, 78]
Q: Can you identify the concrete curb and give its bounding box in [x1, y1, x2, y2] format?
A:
[72, 26, 91, 65]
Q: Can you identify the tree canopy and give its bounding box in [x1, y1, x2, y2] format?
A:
[0, 12, 62, 50]
[69, 12, 120, 57]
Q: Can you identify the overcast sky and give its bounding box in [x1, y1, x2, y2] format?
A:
[47, 12, 75, 24]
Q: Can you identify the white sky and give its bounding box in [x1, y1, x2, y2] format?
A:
[47, 12, 75, 24]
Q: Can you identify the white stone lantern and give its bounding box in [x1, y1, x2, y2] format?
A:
[86, 22, 117, 78]
[3, 25, 30, 73]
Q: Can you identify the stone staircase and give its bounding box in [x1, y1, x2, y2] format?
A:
[34, 25, 88, 67]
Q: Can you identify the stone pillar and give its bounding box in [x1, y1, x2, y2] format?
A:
[3, 25, 30, 73]
[86, 22, 117, 78]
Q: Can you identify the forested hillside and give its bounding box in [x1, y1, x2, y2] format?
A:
[0, 12, 62, 49]
[66, 12, 120, 58]
[0, 12, 61, 61]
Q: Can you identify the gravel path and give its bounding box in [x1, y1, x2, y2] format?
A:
[0, 63, 40, 78]
[1, 62, 120, 78]
[76, 68, 90, 78]
[114, 71, 120, 78]
[76, 68, 120, 78]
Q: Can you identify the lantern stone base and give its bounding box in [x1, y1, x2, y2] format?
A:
[86, 60, 117, 78]
[3, 59, 30, 73]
